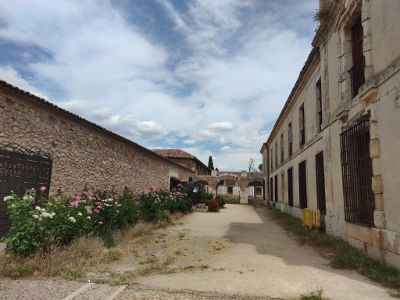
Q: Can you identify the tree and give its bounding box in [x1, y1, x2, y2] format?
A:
[208, 156, 214, 170]
[248, 158, 257, 172]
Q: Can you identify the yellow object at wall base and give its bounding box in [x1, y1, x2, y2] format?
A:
[302, 208, 321, 229]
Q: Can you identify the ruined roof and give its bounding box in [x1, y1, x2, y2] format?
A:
[0, 80, 195, 174]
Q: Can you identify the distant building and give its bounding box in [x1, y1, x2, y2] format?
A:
[261, 0, 400, 268]
[152, 149, 211, 176]
[194, 171, 264, 205]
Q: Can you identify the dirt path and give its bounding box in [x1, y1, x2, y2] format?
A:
[128, 205, 393, 300]
[0, 205, 396, 299]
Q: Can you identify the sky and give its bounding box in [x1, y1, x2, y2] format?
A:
[0, 0, 318, 171]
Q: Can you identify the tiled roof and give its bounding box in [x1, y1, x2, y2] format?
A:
[151, 149, 196, 159]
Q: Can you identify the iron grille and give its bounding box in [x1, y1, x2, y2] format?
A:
[340, 117, 374, 226]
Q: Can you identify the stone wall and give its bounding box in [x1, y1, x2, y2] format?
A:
[0, 81, 194, 196]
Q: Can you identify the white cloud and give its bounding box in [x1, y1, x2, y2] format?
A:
[0, 0, 318, 170]
[0, 66, 48, 99]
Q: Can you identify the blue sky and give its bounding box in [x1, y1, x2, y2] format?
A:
[0, 0, 318, 170]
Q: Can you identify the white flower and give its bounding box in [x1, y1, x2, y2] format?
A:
[87, 216, 91, 220]
[32, 214, 39, 219]
[35, 206, 41, 210]
[41, 212, 54, 219]
[68, 216, 76, 223]
[77, 212, 82, 216]
[23, 195, 34, 201]
[4, 195, 14, 202]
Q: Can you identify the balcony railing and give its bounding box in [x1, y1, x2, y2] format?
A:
[349, 56, 365, 98]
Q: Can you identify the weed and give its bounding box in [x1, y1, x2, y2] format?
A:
[300, 288, 328, 300]
[184, 265, 194, 269]
[200, 265, 209, 270]
[9, 265, 33, 279]
[388, 290, 400, 298]
[175, 250, 182, 255]
[61, 266, 86, 280]
[104, 249, 122, 263]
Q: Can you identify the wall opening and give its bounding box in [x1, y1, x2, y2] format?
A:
[288, 167, 293, 207]
[298, 160, 307, 208]
[315, 151, 326, 214]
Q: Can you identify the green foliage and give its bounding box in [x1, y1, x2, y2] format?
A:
[224, 197, 240, 204]
[3, 185, 191, 256]
[198, 187, 213, 204]
[300, 288, 327, 300]
[208, 156, 214, 170]
[215, 195, 225, 208]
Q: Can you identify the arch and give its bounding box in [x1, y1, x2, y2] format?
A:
[247, 181, 264, 200]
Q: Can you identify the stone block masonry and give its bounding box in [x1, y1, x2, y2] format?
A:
[0, 81, 194, 196]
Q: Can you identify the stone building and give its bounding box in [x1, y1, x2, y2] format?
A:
[194, 171, 264, 204]
[0, 80, 194, 236]
[151, 149, 211, 176]
[261, 0, 400, 268]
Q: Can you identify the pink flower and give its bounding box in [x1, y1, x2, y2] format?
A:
[55, 197, 61, 202]
[85, 206, 92, 214]
[74, 196, 81, 201]
[94, 209, 100, 213]
[47, 202, 52, 206]
[40, 186, 47, 191]
[149, 186, 156, 190]
[95, 202, 101, 206]
[143, 189, 149, 195]
[104, 203, 109, 207]
[99, 221, 103, 225]
[135, 201, 139, 206]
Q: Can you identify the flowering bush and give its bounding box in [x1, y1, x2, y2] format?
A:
[3, 185, 191, 255]
[207, 199, 220, 212]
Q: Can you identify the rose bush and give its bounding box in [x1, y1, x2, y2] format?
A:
[3, 185, 191, 255]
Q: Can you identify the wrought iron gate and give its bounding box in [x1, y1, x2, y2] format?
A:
[0, 149, 52, 236]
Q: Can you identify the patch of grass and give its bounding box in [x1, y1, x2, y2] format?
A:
[200, 265, 209, 270]
[300, 288, 328, 300]
[388, 290, 400, 298]
[175, 250, 182, 255]
[104, 249, 122, 263]
[269, 208, 400, 290]
[9, 265, 33, 279]
[224, 197, 240, 204]
[184, 265, 194, 269]
[61, 266, 86, 280]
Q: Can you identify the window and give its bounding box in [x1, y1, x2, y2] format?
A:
[270, 177, 274, 202]
[350, 17, 365, 97]
[274, 175, 278, 203]
[340, 116, 374, 225]
[280, 134, 284, 163]
[287, 168, 293, 207]
[256, 187, 262, 196]
[281, 173, 285, 203]
[288, 122, 293, 157]
[227, 186, 233, 194]
[298, 161, 307, 208]
[315, 152, 326, 214]
[316, 79, 322, 131]
[271, 149, 273, 170]
[299, 104, 305, 146]
[275, 143, 278, 167]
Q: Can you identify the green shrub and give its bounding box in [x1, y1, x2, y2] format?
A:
[3, 185, 191, 255]
[215, 195, 225, 208]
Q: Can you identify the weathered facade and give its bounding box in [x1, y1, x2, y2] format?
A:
[151, 149, 211, 176]
[261, 0, 400, 268]
[0, 81, 194, 235]
[194, 171, 264, 204]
